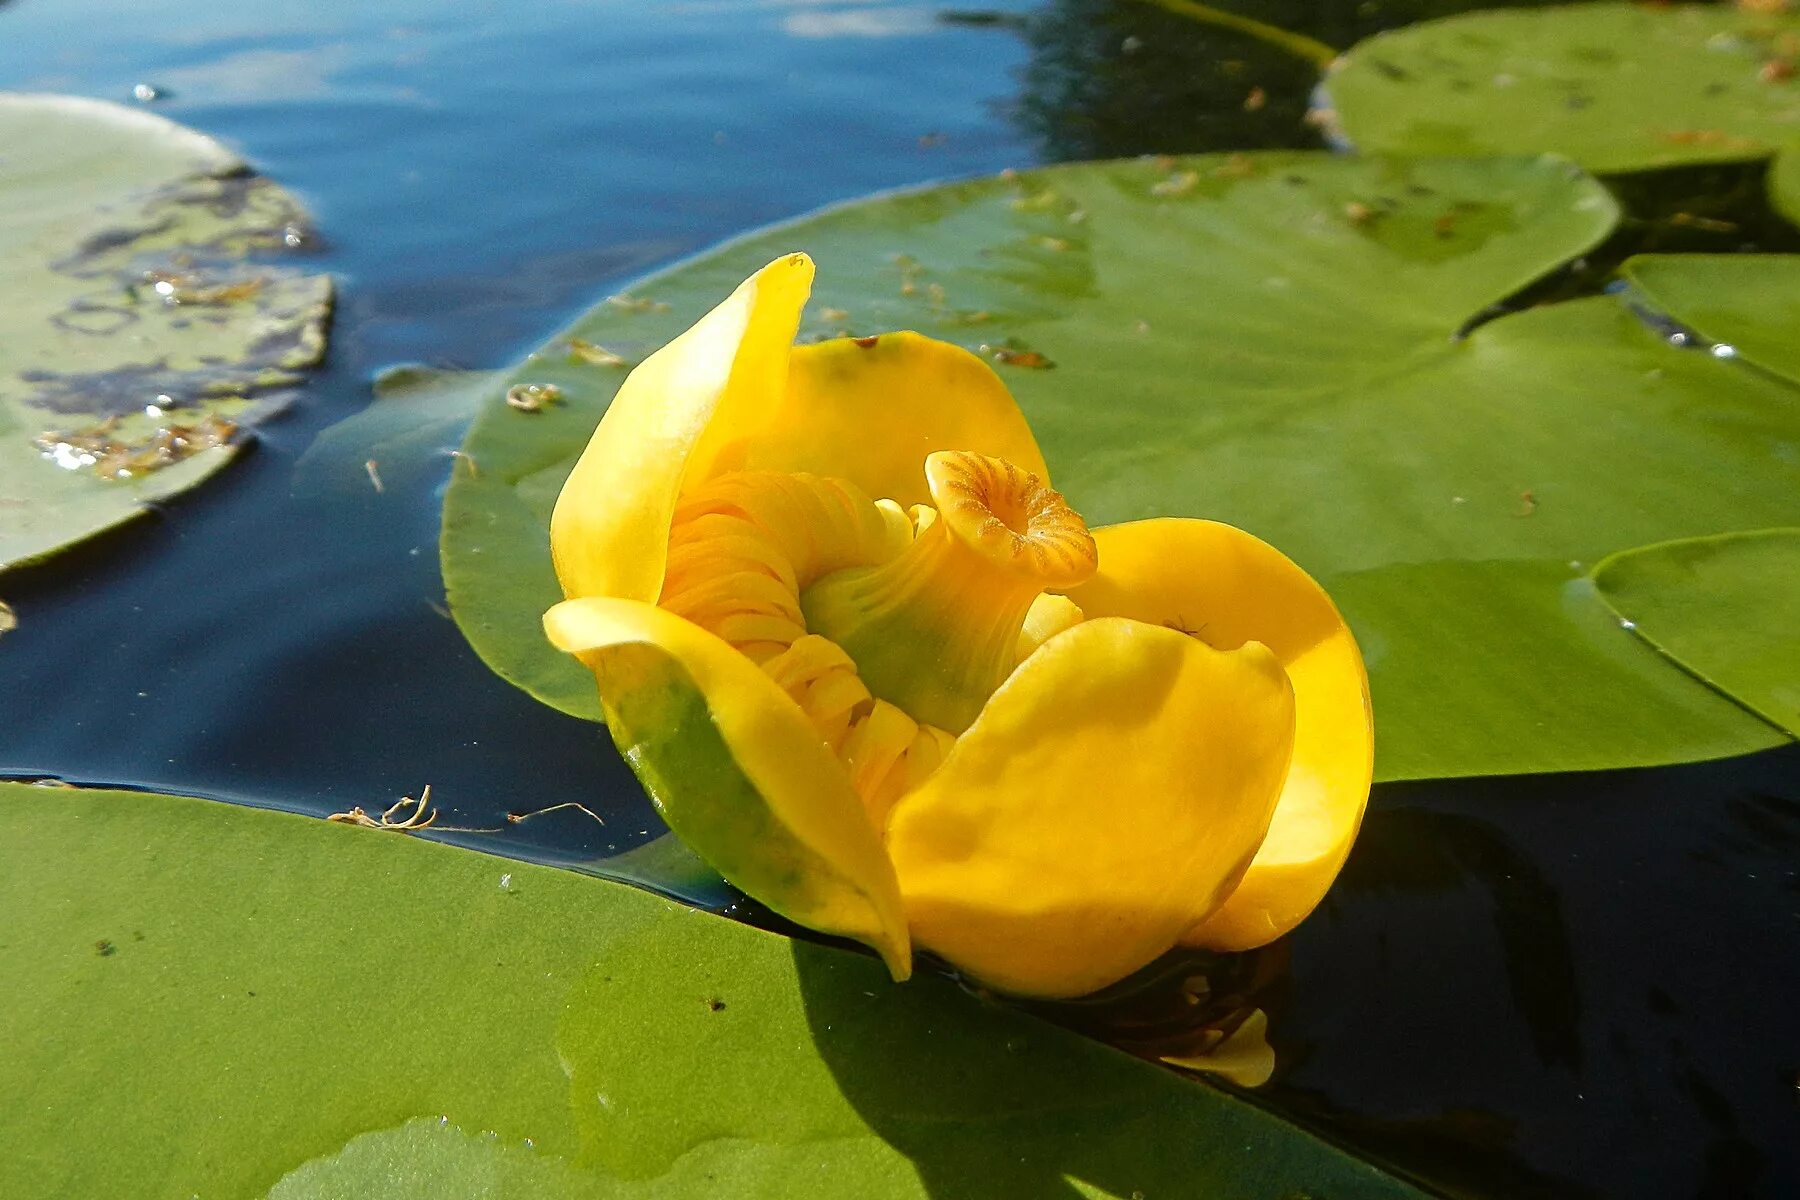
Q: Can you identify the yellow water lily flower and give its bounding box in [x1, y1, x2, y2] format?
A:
[543, 253, 1372, 1000]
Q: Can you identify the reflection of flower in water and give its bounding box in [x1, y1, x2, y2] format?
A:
[1013, 941, 1289, 1087]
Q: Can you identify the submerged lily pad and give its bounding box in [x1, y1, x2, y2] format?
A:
[1323, 2, 1800, 207]
[1594, 529, 1800, 736]
[292, 364, 498, 499]
[0, 782, 1424, 1199]
[0, 93, 331, 572]
[1620, 254, 1800, 386]
[444, 151, 1800, 780]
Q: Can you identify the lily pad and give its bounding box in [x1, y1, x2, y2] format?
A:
[1323, 3, 1800, 200]
[1593, 529, 1800, 736]
[1620, 253, 1800, 386]
[0, 781, 1424, 1199]
[445, 151, 1800, 780]
[0, 93, 331, 572]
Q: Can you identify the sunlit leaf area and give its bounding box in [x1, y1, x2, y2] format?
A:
[3, 2, 1796, 1197]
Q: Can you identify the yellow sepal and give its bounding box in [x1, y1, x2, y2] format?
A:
[544, 596, 912, 979]
[1069, 519, 1374, 952]
[549, 253, 814, 602]
[883, 617, 1295, 999]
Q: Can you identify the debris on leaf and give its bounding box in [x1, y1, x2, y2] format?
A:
[506, 382, 563, 413]
[567, 337, 630, 367]
[979, 338, 1056, 369]
[33, 412, 239, 480]
[327, 785, 502, 834]
[605, 293, 670, 314]
[1151, 169, 1200, 198]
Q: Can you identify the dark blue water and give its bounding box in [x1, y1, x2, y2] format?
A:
[2, 2, 1795, 1196]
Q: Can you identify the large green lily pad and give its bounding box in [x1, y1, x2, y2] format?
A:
[1620, 254, 1800, 387]
[445, 151, 1799, 780]
[1593, 529, 1800, 736]
[1323, 2, 1800, 207]
[0, 781, 1424, 1199]
[0, 93, 331, 572]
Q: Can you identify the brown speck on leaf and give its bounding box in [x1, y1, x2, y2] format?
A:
[605, 293, 670, 314]
[981, 342, 1054, 370]
[853, 335, 880, 348]
[1212, 153, 1258, 180]
[506, 382, 562, 413]
[567, 338, 628, 367]
[1433, 212, 1459, 239]
[95, 940, 116, 957]
[1516, 489, 1538, 518]
[1344, 201, 1377, 226]
[1151, 170, 1199, 198]
[1658, 129, 1758, 150]
[1759, 58, 1794, 83]
[707, 998, 727, 1012]
[1243, 86, 1267, 112]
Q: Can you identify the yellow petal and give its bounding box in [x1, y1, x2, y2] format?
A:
[549, 253, 814, 602]
[543, 596, 911, 979]
[883, 617, 1294, 999]
[760, 332, 1050, 507]
[1068, 519, 1374, 952]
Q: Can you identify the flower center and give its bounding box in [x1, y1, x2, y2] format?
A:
[800, 451, 1096, 733]
[657, 469, 953, 826]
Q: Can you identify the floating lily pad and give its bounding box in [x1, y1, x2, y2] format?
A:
[444, 152, 1800, 780]
[1620, 254, 1800, 386]
[0, 782, 1423, 1199]
[1593, 529, 1800, 736]
[0, 93, 331, 572]
[1323, 2, 1800, 203]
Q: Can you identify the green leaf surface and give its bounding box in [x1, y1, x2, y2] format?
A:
[1593, 529, 1800, 736]
[1621, 254, 1800, 387]
[1323, 3, 1800, 176]
[0, 782, 1424, 1200]
[445, 151, 1800, 780]
[0, 93, 331, 573]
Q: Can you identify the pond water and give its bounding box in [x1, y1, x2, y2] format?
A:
[2, 1, 1796, 1196]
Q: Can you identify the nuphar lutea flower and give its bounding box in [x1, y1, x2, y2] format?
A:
[544, 254, 1373, 999]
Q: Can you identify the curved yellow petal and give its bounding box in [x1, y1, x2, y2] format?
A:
[543, 596, 911, 979]
[762, 332, 1050, 507]
[1068, 519, 1374, 952]
[549, 253, 814, 602]
[883, 617, 1294, 999]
